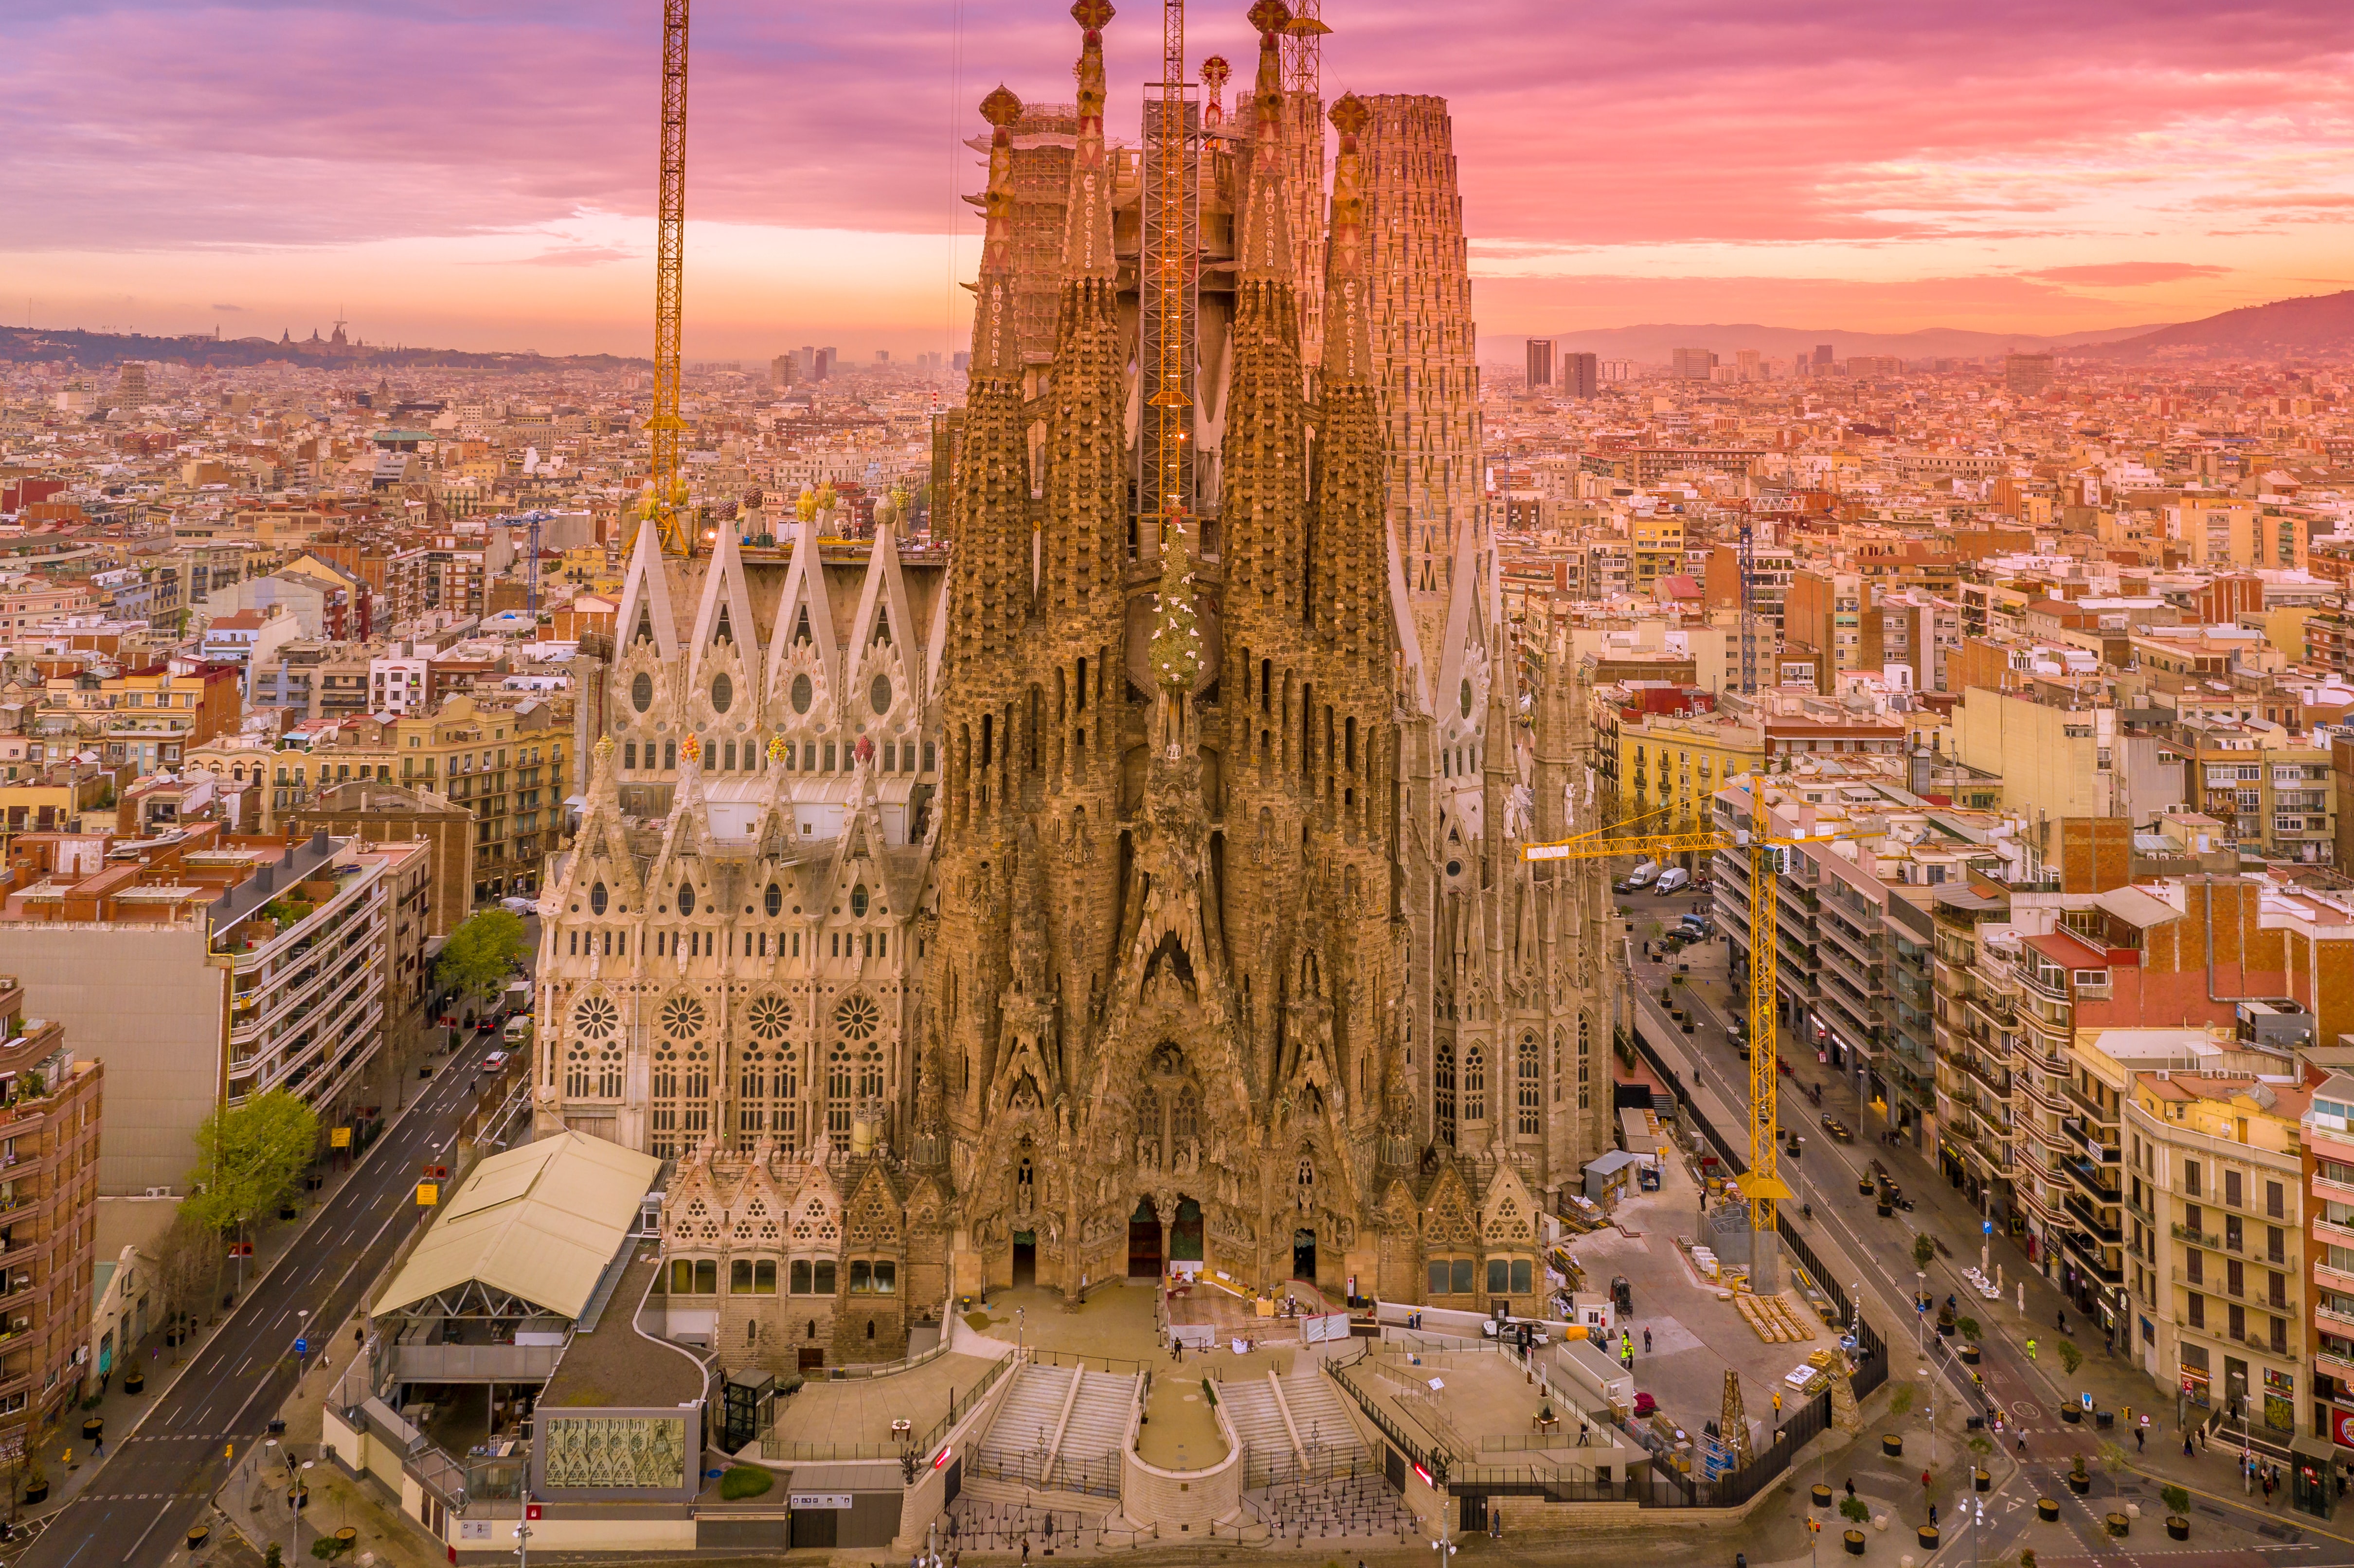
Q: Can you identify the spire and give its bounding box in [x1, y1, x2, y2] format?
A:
[946, 85, 1037, 678]
[1220, 0, 1309, 641]
[1060, 1, 1115, 281]
[968, 85, 1025, 378]
[1308, 93, 1386, 663]
[1200, 54, 1231, 130]
[1042, 0, 1129, 631]
[1236, 1, 1293, 282]
[1319, 94, 1372, 390]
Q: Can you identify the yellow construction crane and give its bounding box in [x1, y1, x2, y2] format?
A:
[644, 0, 694, 556]
[1526, 779, 1845, 1288]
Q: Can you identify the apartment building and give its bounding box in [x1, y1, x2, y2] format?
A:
[0, 978, 103, 1455]
[2132, 1069, 2306, 1433]
[189, 693, 565, 901]
[2303, 1081, 2354, 1476]
[2179, 719, 2335, 865]
[1619, 710, 1762, 833]
[1715, 778, 2031, 1153]
[0, 825, 428, 1194]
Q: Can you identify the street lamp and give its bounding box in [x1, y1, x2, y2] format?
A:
[514, 1517, 533, 1568]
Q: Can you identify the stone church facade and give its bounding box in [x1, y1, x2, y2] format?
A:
[531, 2, 1615, 1375]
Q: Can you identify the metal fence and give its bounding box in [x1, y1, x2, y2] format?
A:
[965, 1443, 1122, 1499]
[1243, 1442, 1383, 1491]
[1324, 1345, 1451, 1485]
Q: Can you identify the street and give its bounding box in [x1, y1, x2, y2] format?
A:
[1618, 905, 2354, 1565]
[18, 1026, 505, 1568]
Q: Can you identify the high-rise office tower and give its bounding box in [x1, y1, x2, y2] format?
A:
[1525, 337, 1555, 389]
[1562, 350, 1599, 398]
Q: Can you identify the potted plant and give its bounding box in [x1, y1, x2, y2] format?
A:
[2067, 1456, 2091, 1496]
[2162, 1484, 2191, 1540]
[18, 1448, 47, 1507]
[1958, 1317, 1981, 1362]
[124, 1367, 144, 1394]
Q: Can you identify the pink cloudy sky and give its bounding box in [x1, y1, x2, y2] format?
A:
[6, 0, 2354, 359]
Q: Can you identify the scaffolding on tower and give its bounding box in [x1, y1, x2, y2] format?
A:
[1138, 0, 1198, 561]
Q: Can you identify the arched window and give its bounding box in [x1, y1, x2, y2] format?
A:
[1137, 1088, 1161, 1150]
[1463, 1045, 1486, 1122]
[1578, 1014, 1593, 1110]
[1517, 1034, 1541, 1136]
[1435, 1042, 1457, 1147]
[590, 880, 608, 916]
[1172, 1087, 1199, 1142]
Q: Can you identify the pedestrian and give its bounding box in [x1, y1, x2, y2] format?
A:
[2057, 1311, 2067, 1333]
[1921, 1469, 1932, 1496]
[93, 1436, 104, 1459]
[1846, 1479, 1856, 1499]
[1021, 1537, 1031, 1566]
[1643, 1328, 1653, 1354]
[2135, 1426, 2144, 1453]
[1929, 1504, 1939, 1526]
[2199, 1424, 2209, 1451]
[2017, 1432, 2028, 1454]
[2184, 1433, 2195, 1458]
[2026, 1336, 2037, 1361]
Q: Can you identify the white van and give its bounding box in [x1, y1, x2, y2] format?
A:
[1654, 867, 1691, 895]
[1617, 861, 1660, 892]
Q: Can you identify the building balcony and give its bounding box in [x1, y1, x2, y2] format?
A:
[2313, 1175, 2354, 1208]
[2318, 1259, 2354, 1295]
[2058, 1227, 2126, 1284]
[2064, 1083, 2119, 1127]
[2320, 1302, 2354, 1337]
[2318, 1350, 2354, 1382]
[1962, 1053, 2013, 1101]
[2173, 1265, 2293, 1313]
[2064, 1191, 2123, 1243]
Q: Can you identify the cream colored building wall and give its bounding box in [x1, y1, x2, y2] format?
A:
[0, 923, 222, 1194]
[1951, 687, 2112, 841]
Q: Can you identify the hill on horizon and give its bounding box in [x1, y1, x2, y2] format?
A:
[1483, 320, 2165, 368]
[0, 325, 650, 372]
[2066, 290, 2354, 360]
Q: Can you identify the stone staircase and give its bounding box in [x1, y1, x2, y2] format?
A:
[1058, 1370, 1135, 1463]
[1279, 1367, 1366, 1463]
[987, 1361, 1075, 1456]
[1216, 1375, 1292, 1460]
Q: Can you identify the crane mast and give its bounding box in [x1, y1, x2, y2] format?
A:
[1527, 780, 1831, 1290]
[646, 0, 694, 556]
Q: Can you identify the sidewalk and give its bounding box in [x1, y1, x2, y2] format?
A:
[1621, 936, 2340, 1545]
[28, 1036, 467, 1526]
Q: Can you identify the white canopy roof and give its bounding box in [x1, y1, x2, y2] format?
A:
[371, 1131, 661, 1321]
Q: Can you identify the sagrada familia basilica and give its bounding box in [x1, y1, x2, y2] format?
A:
[534, 0, 1617, 1372]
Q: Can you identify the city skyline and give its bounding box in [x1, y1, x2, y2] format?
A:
[8, 0, 2354, 358]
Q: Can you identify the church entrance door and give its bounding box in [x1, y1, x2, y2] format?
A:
[1127, 1198, 1162, 1278]
[1012, 1232, 1036, 1287]
[1172, 1198, 1204, 1264]
[1293, 1228, 1316, 1285]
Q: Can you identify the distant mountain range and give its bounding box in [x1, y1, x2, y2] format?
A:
[1489, 321, 2166, 367]
[1495, 288, 2354, 369]
[2065, 290, 2354, 360]
[0, 326, 649, 372]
